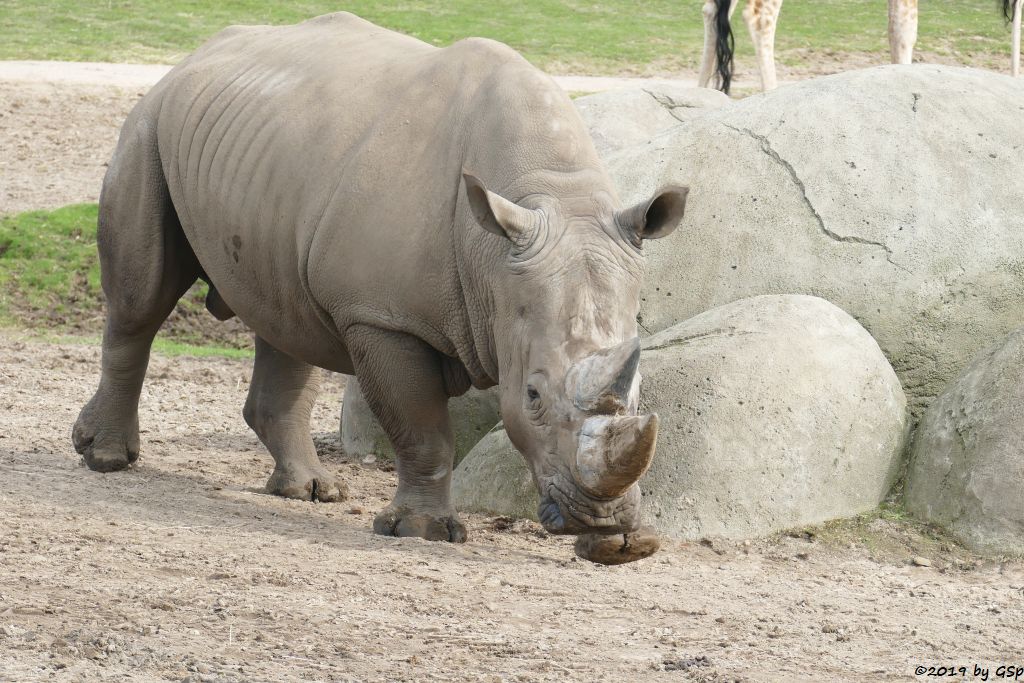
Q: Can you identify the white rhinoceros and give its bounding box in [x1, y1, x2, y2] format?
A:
[73, 13, 687, 543]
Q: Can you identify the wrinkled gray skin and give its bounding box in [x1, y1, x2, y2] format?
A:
[72, 13, 687, 542]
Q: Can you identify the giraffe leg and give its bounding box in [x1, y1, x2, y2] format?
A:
[698, 0, 720, 89]
[888, 0, 918, 65]
[1012, 0, 1021, 77]
[743, 0, 783, 91]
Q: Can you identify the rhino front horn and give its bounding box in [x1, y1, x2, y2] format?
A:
[575, 413, 659, 499]
[572, 337, 641, 414]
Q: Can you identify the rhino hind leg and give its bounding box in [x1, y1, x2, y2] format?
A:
[345, 325, 467, 543]
[244, 336, 347, 502]
[74, 115, 201, 472]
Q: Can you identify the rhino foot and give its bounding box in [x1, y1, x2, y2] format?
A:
[73, 405, 140, 473]
[265, 466, 348, 502]
[373, 505, 468, 543]
[574, 525, 661, 565]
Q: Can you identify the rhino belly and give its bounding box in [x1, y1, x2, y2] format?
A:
[154, 64, 356, 372]
[195, 225, 354, 373]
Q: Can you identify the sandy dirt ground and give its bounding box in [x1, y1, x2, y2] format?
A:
[1, 333, 1023, 683]
[1, 63, 1023, 681]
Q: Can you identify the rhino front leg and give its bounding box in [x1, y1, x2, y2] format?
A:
[244, 336, 347, 502]
[345, 325, 466, 543]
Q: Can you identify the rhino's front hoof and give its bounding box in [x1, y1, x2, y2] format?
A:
[265, 467, 348, 502]
[79, 445, 139, 473]
[73, 417, 139, 473]
[373, 505, 468, 543]
[574, 525, 661, 565]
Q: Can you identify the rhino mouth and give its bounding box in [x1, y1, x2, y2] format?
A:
[537, 470, 641, 535]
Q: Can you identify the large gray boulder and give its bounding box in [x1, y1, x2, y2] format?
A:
[905, 328, 1024, 555]
[453, 295, 909, 539]
[340, 377, 500, 465]
[607, 65, 1024, 416]
[573, 84, 731, 157]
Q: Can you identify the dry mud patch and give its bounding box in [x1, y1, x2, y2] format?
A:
[1, 332, 1022, 682]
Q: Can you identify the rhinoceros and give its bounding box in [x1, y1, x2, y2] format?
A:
[73, 12, 687, 542]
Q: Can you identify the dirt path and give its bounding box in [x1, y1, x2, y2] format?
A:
[1, 333, 1022, 682]
[0, 80, 141, 216]
[0, 59, 728, 95]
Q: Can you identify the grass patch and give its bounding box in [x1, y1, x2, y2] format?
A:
[0, 204, 103, 325]
[151, 338, 253, 359]
[0, 204, 253, 353]
[23, 331, 254, 360]
[0, 1, 1016, 75]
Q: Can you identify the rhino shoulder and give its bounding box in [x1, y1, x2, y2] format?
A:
[299, 11, 379, 31]
[445, 37, 526, 69]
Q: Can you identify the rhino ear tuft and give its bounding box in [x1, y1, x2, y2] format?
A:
[463, 172, 538, 244]
[616, 185, 689, 245]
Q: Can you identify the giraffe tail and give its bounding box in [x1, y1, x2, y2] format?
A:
[714, 0, 736, 94]
[1004, 0, 1017, 22]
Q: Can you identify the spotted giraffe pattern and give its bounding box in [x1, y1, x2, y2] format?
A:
[741, 0, 783, 91]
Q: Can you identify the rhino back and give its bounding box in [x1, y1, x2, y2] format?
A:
[144, 12, 606, 373]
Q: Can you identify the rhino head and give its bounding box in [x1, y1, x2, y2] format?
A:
[463, 173, 687, 535]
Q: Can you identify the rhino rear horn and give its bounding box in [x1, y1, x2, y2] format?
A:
[575, 413, 659, 499]
[572, 337, 641, 414]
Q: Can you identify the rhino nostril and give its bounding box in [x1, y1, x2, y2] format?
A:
[538, 499, 565, 530]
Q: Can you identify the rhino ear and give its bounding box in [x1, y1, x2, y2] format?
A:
[616, 185, 689, 245]
[463, 172, 539, 244]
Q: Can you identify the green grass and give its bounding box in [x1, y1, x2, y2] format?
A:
[0, 204, 103, 324]
[0, 204, 252, 354]
[151, 337, 252, 358]
[23, 331, 255, 359]
[0, 1, 1016, 75]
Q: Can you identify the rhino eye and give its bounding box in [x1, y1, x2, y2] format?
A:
[526, 386, 541, 403]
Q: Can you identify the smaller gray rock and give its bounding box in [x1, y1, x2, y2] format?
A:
[637, 295, 908, 540]
[574, 85, 731, 157]
[905, 327, 1024, 556]
[453, 295, 909, 541]
[341, 377, 500, 465]
[452, 423, 539, 521]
